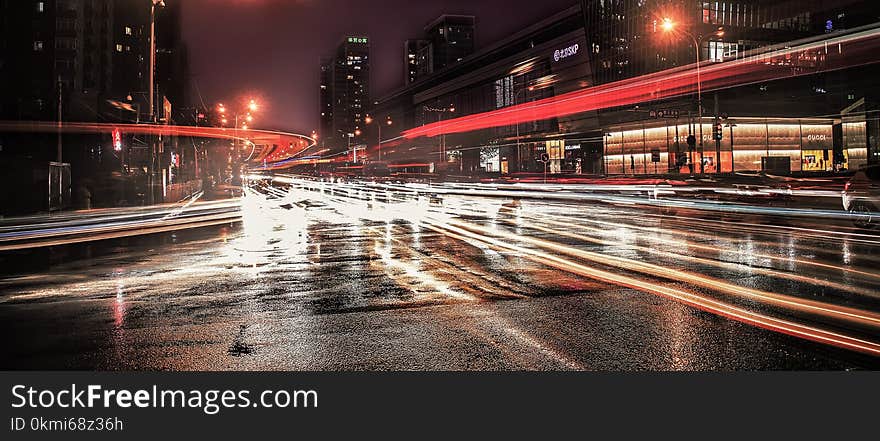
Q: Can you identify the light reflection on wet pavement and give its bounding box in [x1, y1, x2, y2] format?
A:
[1, 177, 878, 370]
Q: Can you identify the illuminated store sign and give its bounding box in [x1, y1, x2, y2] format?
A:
[553, 44, 579, 62]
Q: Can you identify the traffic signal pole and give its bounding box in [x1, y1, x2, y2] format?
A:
[715, 93, 721, 174]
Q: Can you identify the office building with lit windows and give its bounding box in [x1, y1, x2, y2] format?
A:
[320, 36, 371, 149]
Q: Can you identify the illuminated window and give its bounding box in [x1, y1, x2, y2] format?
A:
[116, 44, 123, 52]
[125, 26, 132, 35]
[37, 2, 44, 12]
[33, 40, 44, 51]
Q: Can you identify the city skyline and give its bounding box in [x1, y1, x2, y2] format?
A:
[180, 0, 575, 131]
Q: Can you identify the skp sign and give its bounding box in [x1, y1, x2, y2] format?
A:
[553, 43, 580, 62]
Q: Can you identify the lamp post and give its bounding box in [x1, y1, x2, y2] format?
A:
[514, 86, 535, 173]
[661, 18, 724, 175]
[424, 104, 455, 171]
[365, 115, 392, 162]
[337, 129, 356, 162]
[218, 100, 259, 182]
[147, 0, 165, 204]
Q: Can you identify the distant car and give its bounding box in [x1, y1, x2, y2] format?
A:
[842, 165, 880, 227]
[363, 162, 391, 178]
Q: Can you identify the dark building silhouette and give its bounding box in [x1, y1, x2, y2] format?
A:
[425, 15, 476, 72]
[404, 15, 476, 85]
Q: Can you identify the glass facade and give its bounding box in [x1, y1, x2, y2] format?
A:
[603, 118, 844, 175]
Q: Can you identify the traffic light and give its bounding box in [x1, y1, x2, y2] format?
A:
[713, 120, 723, 141]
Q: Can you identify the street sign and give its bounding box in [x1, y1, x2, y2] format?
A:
[539, 153, 550, 163]
[651, 149, 661, 163]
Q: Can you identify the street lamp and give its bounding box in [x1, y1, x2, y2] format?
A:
[337, 129, 358, 163]
[366, 115, 393, 161]
[424, 104, 455, 168]
[514, 86, 536, 172]
[216, 99, 259, 183]
[147, 0, 165, 205]
[149, 0, 165, 124]
[661, 17, 724, 175]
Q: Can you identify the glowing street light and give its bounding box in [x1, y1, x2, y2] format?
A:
[424, 105, 455, 165]
[248, 100, 259, 112]
[660, 17, 724, 175]
[366, 114, 393, 161]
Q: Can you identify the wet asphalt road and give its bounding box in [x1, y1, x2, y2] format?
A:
[1, 177, 879, 370]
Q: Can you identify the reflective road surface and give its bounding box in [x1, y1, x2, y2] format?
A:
[2, 176, 879, 370]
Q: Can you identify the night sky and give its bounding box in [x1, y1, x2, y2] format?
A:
[181, 0, 578, 132]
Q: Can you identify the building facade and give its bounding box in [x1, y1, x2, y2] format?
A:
[365, 1, 880, 177]
[0, 0, 192, 211]
[582, 0, 880, 174]
[372, 6, 601, 174]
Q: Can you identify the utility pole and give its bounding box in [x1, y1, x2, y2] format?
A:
[148, 0, 165, 205]
[714, 93, 721, 173]
[57, 76, 62, 163]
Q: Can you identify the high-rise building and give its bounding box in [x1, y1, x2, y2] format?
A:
[0, 0, 117, 123]
[425, 15, 475, 72]
[112, 0, 150, 122]
[319, 57, 334, 145]
[404, 15, 476, 85]
[320, 36, 370, 149]
[0, 0, 187, 125]
[404, 39, 431, 85]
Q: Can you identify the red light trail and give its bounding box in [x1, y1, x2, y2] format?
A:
[403, 24, 880, 140]
[0, 121, 315, 166]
